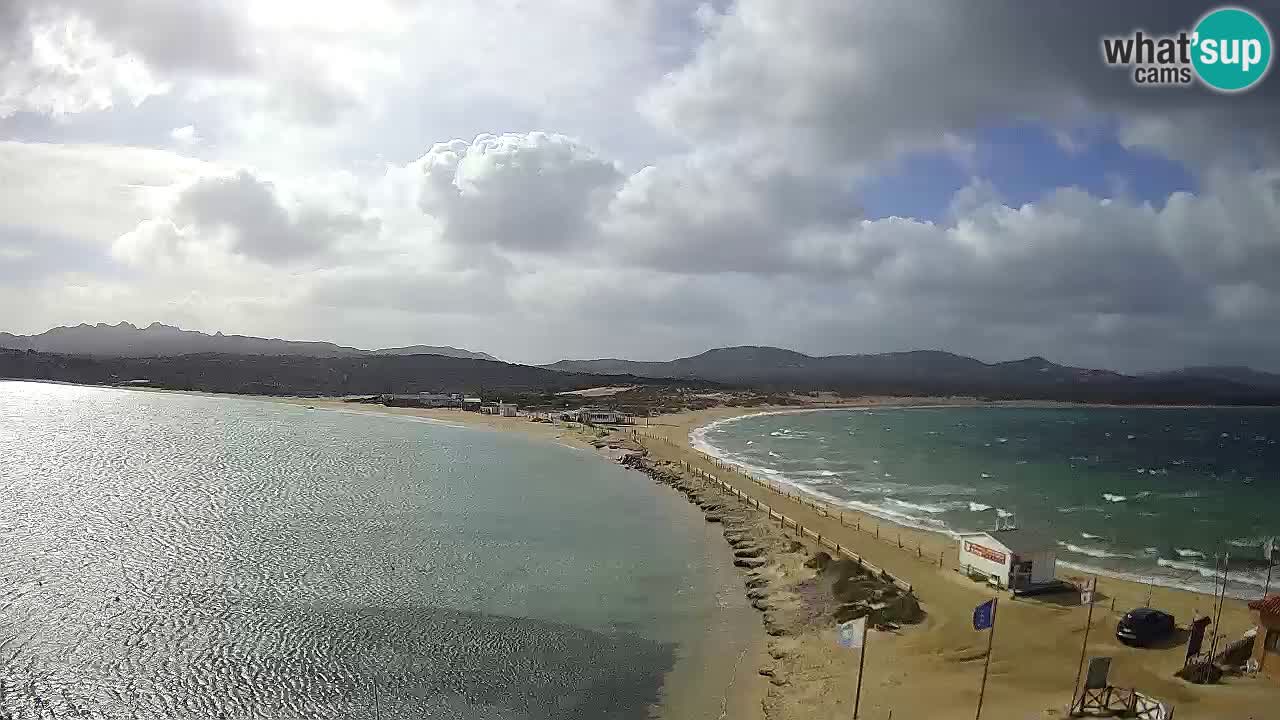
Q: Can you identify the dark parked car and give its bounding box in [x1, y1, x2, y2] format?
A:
[1116, 608, 1176, 647]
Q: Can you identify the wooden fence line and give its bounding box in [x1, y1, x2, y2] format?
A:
[632, 429, 914, 595]
[631, 430, 1231, 619]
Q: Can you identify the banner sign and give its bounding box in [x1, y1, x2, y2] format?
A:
[965, 541, 1008, 565]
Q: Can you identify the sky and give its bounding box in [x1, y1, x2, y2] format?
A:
[2, 1, 1280, 372]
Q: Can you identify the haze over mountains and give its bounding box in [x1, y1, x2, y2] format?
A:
[0, 323, 499, 362]
[544, 346, 1280, 402]
[3, 324, 1280, 404]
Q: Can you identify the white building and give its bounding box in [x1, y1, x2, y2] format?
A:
[956, 529, 1057, 591]
[499, 402, 518, 417]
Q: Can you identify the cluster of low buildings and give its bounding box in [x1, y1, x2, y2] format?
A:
[374, 392, 631, 425]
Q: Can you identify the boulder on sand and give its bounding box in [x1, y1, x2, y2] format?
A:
[804, 551, 832, 570]
[833, 603, 870, 623]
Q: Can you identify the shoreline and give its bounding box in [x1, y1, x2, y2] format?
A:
[688, 405, 1275, 602]
[633, 406, 1275, 718]
[267, 397, 772, 720]
[1, 381, 769, 720]
[5, 380, 1276, 716]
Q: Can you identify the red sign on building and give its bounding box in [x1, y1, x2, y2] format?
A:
[965, 541, 1007, 565]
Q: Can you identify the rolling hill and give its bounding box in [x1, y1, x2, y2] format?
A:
[545, 346, 1280, 404]
[0, 322, 498, 361]
[0, 349, 649, 396]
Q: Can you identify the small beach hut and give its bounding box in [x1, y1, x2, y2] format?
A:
[1247, 595, 1280, 679]
[957, 529, 1057, 591]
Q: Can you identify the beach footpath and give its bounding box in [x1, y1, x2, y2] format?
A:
[278, 397, 1277, 719]
[624, 410, 1278, 720]
[615, 448, 926, 720]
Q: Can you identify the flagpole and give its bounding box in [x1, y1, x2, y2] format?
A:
[1208, 553, 1230, 662]
[853, 617, 869, 719]
[975, 597, 999, 720]
[1069, 577, 1097, 711]
[1265, 538, 1275, 598]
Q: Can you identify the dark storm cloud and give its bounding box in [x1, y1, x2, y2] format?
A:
[645, 0, 1280, 170]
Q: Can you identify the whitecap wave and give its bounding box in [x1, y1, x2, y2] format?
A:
[1102, 493, 1127, 503]
[980, 472, 993, 479]
[887, 498, 949, 514]
[1057, 542, 1136, 559]
[996, 508, 1014, 518]
[1175, 548, 1205, 559]
[1063, 559, 1267, 601]
[968, 502, 992, 512]
[1081, 532, 1103, 540]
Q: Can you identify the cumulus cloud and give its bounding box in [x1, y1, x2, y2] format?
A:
[3, 1, 1280, 374]
[113, 170, 375, 265]
[0, 12, 169, 118]
[644, 0, 1280, 172]
[0, 0, 402, 126]
[413, 132, 624, 251]
[169, 125, 201, 146]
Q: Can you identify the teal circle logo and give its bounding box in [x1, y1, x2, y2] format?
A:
[1192, 7, 1272, 92]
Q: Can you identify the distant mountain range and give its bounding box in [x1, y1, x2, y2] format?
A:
[4, 325, 1279, 404]
[1142, 365, 1280, 389]
[544, 346, 1280, 404]
[0, 349, 649, 397]
[0, 323, 498, 362]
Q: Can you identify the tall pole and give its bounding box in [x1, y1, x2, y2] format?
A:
[1208, 553, 1230, 663]
[1265, 538, 1275, 598]
[1069, 577, 1097, 711]
[975, 597, 999, 720]
[853, 618, 869, 719]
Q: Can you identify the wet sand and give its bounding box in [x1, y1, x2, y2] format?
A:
[632, 405, 1276, 720]
[210, 394, 1276, 718]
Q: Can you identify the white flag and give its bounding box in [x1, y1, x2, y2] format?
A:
[837, 616, 867, 649]
[1080, 577, 1097, 606]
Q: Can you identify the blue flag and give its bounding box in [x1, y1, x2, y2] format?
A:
[973, 599, 996, 630]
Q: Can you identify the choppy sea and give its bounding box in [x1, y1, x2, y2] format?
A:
[693, 405, 1280, 599]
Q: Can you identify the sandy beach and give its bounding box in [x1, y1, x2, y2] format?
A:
[628, 405, 1276, 720]
[271, 397, 771, 720]
[281, 397, 1278, 720]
